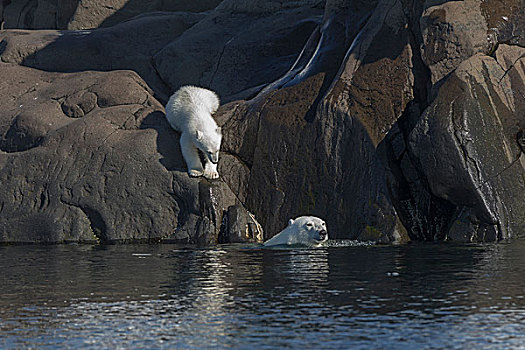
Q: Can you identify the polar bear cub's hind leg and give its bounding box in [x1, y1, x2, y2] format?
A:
[165, 86, 222, 179]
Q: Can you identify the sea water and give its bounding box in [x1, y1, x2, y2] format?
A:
[1, 240, 525, 349]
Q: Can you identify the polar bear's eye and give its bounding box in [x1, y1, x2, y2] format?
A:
[306, 222, 313, 227]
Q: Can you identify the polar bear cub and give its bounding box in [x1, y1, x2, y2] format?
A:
[165, 86, 222, 179]
[263, 216, 328, 247]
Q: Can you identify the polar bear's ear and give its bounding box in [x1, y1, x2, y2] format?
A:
[216, 127, 222, 135]
[195, 130, 203, 141]
[288, 219, 294, 226]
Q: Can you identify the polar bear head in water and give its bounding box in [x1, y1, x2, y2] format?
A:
[263, 216, 328, 247]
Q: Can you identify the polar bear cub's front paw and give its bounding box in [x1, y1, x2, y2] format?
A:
[188, 168, 204, 177]
[203, 169, 219, 180]
[203, 162, 219, 180]
[203, 167, 219, 180]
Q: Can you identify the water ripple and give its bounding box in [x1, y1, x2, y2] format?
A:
[1, 241, 525, 349]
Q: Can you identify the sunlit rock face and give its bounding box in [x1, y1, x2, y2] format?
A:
[381, 1, 525, 241]
[0, 0, 523, 243]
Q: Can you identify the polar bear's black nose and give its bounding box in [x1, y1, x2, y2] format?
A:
[319, 230, 327, 239]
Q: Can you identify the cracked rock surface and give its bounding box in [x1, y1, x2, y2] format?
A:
[0, 0, 524, 244]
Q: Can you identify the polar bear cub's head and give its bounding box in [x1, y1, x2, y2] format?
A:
[263, 216, 328, 247]
[195, 128, 222, 163]
[289, 216, 328, 244]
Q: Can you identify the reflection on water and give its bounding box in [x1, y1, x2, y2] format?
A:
[1, 241, 525, 349]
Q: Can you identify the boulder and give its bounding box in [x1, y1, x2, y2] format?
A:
[153, 1, 323, 101]
[215, 0, 413, 242]
[0, 0, 222, 30]
[0, 12, 206, 101]
[380, 0, 525, 242]
[482, 0, 525, 49]
[408, 46, 525, 241]
[0, 63, 259, 243]
[218, 205, 263, 244]
[0, 0, 523, 244]
[420, 0, 491, 86]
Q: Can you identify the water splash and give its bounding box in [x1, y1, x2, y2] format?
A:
[322, 239, 376, 247]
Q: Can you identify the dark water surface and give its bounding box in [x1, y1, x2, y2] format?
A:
[1, 241, 525, 349]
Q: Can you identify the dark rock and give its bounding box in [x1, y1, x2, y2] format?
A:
[61, 91, 98, 118]
[0, 0, 524, 244]
[406, 46, 525, 241]
[482, 0, 525, 50]
[518, 130, 525, 153]
[0, 63, 246, 244]
[380, 2, 525, 242]
[0, 0, 222, 30]
[218, 205, 263, 244]
[153, 1, 323, 101]
[215, 0, 414, 242]
[0, 12, 205, 102]
[420, 1, 492, 86]
[1, 0, 73, 30]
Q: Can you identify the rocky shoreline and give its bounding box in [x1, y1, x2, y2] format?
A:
[0, 0, 523, 244]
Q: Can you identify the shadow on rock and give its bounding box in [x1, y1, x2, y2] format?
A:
[98, 0, 223, 29]
[140, 111, 186, 173]
[0, 11, 205, 101]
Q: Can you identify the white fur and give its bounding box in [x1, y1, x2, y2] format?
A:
[263, 216, 328, 247]
[165, 86, 222, 179]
